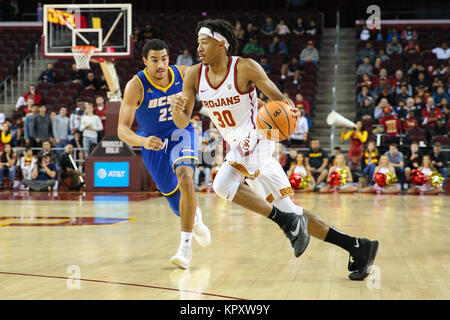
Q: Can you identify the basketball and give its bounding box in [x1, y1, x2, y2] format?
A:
[256, 101, 297, 141]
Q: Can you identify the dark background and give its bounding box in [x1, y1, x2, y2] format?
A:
[10, 0, 450, 28]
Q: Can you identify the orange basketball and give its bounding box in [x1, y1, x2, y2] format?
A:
[256, 101, 297, 141]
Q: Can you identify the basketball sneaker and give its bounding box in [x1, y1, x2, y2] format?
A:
[284, 214, 310, 257]
[193, 207, 211, 247]
[348, 238, 379, 280]
[170, 246, 192, 269]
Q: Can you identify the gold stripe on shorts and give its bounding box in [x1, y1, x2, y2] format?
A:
[280, 186, 294, 197]
[228, 161, 260, 180]
[266, 193, 274, 203]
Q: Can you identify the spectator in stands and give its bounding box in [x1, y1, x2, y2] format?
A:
[38, 63, 56, 84]
[244, 22, 260, 42]
[23, 85, 42, 106]
[1, 122, 12, 147]
[305, 139, 329, 189]
[12, 123, 25, 148]
[361, 140, 379, 184]
[384, 143, 406, 188]
[52, 106, 70, 153]
[234, 20, 245, 40]
[356, 56, 373, 76]
[357, 86, 373, 107]
[269, 35, 288, 56]
[70, 63, 85, 84]
[358, 73, 374, 91]
[97, 75, 108, 91]
[404, 39, 420, 55]
[430, 142, 448, 189]
[403, 141, 423, 185]
[356, 96, 374, 121]
[176, 49, 194, 66]
[21, 97, 34, 115]
[132, 26, 141, 43]
[372, 57, 385, 75]
[288, 107, 308, 147]
[305, 19, 318, 35]
[359, 25, 371, 41]
[394, 85, 411, 106]
[292, 17, 305, 35]
[259, 56, 271, 74]
[432, 61, 449, 80]
[294, 93, 311, 116]
[431, 42, 450, 61]
[386, 27, 400, 42]
[376, 48, 390, 63]
[83, 72, 99, 90]
[400, 25, 418, 42]
[94, 95, 107, 136]
[24, 104, 38, 144]
[374, 97, 390, 120]
[140, 24, 159, 42]
[32, 105, 52, 146]
[23, 151, 56, 191]
[275, 19, 290, 35]
[283, 148, 298, 173]
[373, 78, 393, 104]
[392, 69, 407, 90]
[38, 140, 59, 169]
[242, 35, 265, 56]
[0, 143, 16, 189]
[19, 147, 35, 182]
[80, 103, 103, 156]
[287, 153, 315, 193]
[386, 36, 403, 56]
[261, 17, 276, 36]
[194, 140, 213, 190]
[421, 96, 444, 129]
[403, 110, 420, 135]
[70, 99, 85, 134]
[430, 115, 448, 138]
[274, 143, 287, 169]
[357, 42, 376, 64]
[281, 56, 304, 84]
[432, 86, 450, 105]
[299, 40, 319, 67]
[59, 144, 84, 191]
[439, 97, 449, 118]
[341, 120, 368, 167]
[69, 130, 84, 164]
[379, 106, 402, 144]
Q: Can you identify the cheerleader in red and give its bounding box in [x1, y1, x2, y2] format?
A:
[359, 155, 401, 194]
[319, 154, 358, 193]
[406, 155, 444, 195]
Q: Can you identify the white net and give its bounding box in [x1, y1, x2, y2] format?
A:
[72, 46, 96, 69]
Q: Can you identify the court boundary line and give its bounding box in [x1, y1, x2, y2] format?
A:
[0, 271, 246, 300]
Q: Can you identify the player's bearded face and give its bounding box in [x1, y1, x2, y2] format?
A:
[144, 49, 169, 80]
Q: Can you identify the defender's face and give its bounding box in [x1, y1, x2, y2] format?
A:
[143, 49, 169, 80]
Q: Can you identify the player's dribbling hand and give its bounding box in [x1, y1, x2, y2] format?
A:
[142, 136, 164, 151]
[171, 95, 188, 113]
[285, 100, 300, 130]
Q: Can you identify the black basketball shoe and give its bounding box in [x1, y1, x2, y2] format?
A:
[284, 214, 310, 257]
[348, 238, 379, 280]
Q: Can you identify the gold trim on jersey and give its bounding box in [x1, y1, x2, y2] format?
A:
[280, 186, 294, 197]
[143, 66, 175, 93]
[172, 156, 199, 172]
[228, 161, 260, 180]
[134, 75, 145, 110]
[174, 65, 184, 81]
[161, 184, 179, 197]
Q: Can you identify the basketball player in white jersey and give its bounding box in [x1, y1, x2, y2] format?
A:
[172, 19, 378, 280]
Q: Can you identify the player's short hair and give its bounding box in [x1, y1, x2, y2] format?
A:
[196, 19, 239, 55]
[142, 39, 169, 58]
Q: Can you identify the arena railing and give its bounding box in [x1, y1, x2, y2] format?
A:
[329, 9, 340, 151]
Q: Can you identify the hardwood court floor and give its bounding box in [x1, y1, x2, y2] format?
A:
[0, 191, 448, 300]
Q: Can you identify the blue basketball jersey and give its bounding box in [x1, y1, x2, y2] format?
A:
[134, 65, 188, 138]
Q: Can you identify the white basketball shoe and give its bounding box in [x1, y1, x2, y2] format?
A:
[170, 246, 192, 269]
[193, 207, 211, 247]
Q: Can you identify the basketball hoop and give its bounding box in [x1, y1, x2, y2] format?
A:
[71, 45, 97, 69]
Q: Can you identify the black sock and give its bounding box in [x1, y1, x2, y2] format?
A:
[267, 206, 297, 231]
[324, 226, 359, 255]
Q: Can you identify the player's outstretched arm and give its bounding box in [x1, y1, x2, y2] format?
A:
[117, 77, 164, 151]
[171, 64, 201, 129]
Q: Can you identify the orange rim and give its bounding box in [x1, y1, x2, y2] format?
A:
[72, 45, 97, 54]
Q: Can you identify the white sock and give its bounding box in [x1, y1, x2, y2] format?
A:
[180, 231, 193, 249]
[273, 196, 303, 216]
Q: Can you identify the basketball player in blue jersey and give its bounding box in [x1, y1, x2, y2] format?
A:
[118, 39, 210, 269]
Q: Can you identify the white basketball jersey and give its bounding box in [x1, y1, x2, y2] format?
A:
[197, 56, 258, 144]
